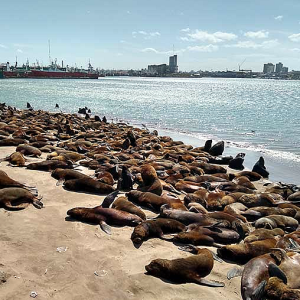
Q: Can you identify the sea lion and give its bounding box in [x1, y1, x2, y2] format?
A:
[0, 138, 27, 146]
[16, 144, 42, 157]
[255, 215, 298, 232]
[112, 196, 146, 220]
[238, 193, 283, 208]
[233, 170, 262, 181]
[63, 177, 115, 194]
[265, 277, 300, 300]
[232, 176, 256, 190]
[67, 206, 142, 234]
[287, 191, 300, 202]
[131, 218, 185, 244]
[244, 228, 285, 243]
[0, 152, 26, 166]
[138, 164, 163, 196]
[217, 238, 277, 264]
[209, 141, 225, 156]
[26, 160, 74, 171]
[228, 153, 245, 170]
[51, 168, 89, 185]
[95, 171, 114, 186]
[117, 166, 133, 191]
[145, 248, 224, 287]
[0, 187, 43, 210]
[252, 156, 269, 178]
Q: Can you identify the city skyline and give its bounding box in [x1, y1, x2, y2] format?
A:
[1, 0, 300, 71]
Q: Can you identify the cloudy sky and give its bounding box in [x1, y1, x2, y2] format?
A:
[1, 0, 300, 71]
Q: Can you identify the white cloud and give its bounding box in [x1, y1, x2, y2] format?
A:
[0, 44, 8, 49]
[187, 45, 219, 52]
[291, 48, 300, 52]
[16, 49, 23, 53]
[132, 31, 161, 39]
[181, 28, 190, 33]
[289, 33, 300, 42]
[225, 39, 279, 49]
[184, 30, 237, 43]
[141, 44, 219, 55]
[275, 15, 283, 21]
[244, 30, 269, 39]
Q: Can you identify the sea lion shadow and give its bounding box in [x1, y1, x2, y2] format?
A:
[144, 272, 182, 285]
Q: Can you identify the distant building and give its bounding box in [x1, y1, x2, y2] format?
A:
[148, 64, 167, 75]
[263, 63, 275, 74]
[169, 55, 178, 73]
[275, 62, 283, 73]
[282, 66, 289, 74]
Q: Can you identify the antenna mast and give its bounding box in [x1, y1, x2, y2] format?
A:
[48, 40, 51, 64]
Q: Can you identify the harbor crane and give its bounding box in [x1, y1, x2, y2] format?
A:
[238, 58, 252, 73]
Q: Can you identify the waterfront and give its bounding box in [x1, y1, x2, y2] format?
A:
[1, 76, 299, 183]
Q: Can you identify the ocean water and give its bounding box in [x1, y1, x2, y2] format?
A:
[0, 77, 299, 183]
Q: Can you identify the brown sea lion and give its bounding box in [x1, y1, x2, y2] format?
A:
[0, 152, 26, 166]
[0, 187, 43, 210]
[265, 277, 300, 300]
[191, 161, 227, 174]
[234, 170, 262, 181]
[0, 138, 27, 146]
[26, 160, 74, 171]
[67, 206, 142, 234]
[138, 164, 163, 195]
[288, 191, 300, 202]
[95, 171, 114, 186]
[217, 238, 277, 264]
[244, 228, 284, 243]
[232, 176, 256, 190]
[51, 168, 88, 185]
[112, 196, 146, 220]
[145, 248, 224, 287]
[131, 218, 186, 244]
[64, 177, 115, 194]
[238, 193, 284, 208]
[16, 144, 42, 157]
[209, 141, 224, 156]
[252, 156, 269, 178]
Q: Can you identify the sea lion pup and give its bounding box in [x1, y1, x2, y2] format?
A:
[0, 187, 43, 210]
[63, 177, 115, 195]
[0, 152, 26, 166]
[145, 248, 224, 287]
[112, 196, 146, 220]
[209, 141, 225, 156]
[131, 218, 186, 245]
[26, 160, 74, 171]
[117, 166, 133, 191]
[51, 168, 89, 186]
[228, 153, 245, 170]
[127, 191, 182, 212]
[244, 228, 285, 243]
[232, 176, 256, 190]
[95, 171, 114, 186]
[138, 164, 163, 196]
[16, 144, 42, 157]
[67, 206, 142, 234]
[265, 277, 300, 300]
[217, 238, 277, 264]
[252, 156, 269, 178]
[255, 215, 298, 232]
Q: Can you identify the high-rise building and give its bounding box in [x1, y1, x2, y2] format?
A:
[275, 62, 283, 73]
[169, 55, 178, 73]
[148, 64, 167, 75]
[282, 67, 289, 74]
[263, 63, 275, 74]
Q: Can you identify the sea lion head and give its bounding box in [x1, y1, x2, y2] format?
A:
[145, 259, 167, 277]
[255, 217, 277, 230]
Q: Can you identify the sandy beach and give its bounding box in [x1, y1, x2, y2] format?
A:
[0, 146, 244, 300]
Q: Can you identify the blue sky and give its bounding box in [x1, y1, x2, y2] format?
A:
[1, 0, 300, 71]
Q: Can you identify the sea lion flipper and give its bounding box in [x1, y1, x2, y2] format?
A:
[252, 280, 267, 300]
[100, 221, 112, 235]
[3, 200, 29, 210]
[101, 190, 119, 208]
[189, 207, 200, 213]
[209, 250, 223, 263]
[268, 263, 288, 284]
[227, 267, 243, 280]
[197, 278, 225, 287]
[288, 238, 300, 250]
[56, 179, 65, 186]
[178, 244, 198, 254]
[32, 200, 43, 209]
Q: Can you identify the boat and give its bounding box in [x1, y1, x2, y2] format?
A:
[2, 60, 102, 79]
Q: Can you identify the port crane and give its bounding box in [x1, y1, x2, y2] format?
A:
[238, 58, 252, 73]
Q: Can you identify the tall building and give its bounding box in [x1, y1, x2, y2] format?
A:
[169, 55, 178, 73]
[263, 63, 275, 74]
[148, 64, 167, 75]
[275, 62, 283, 73]
[282, 67, 289, 74]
